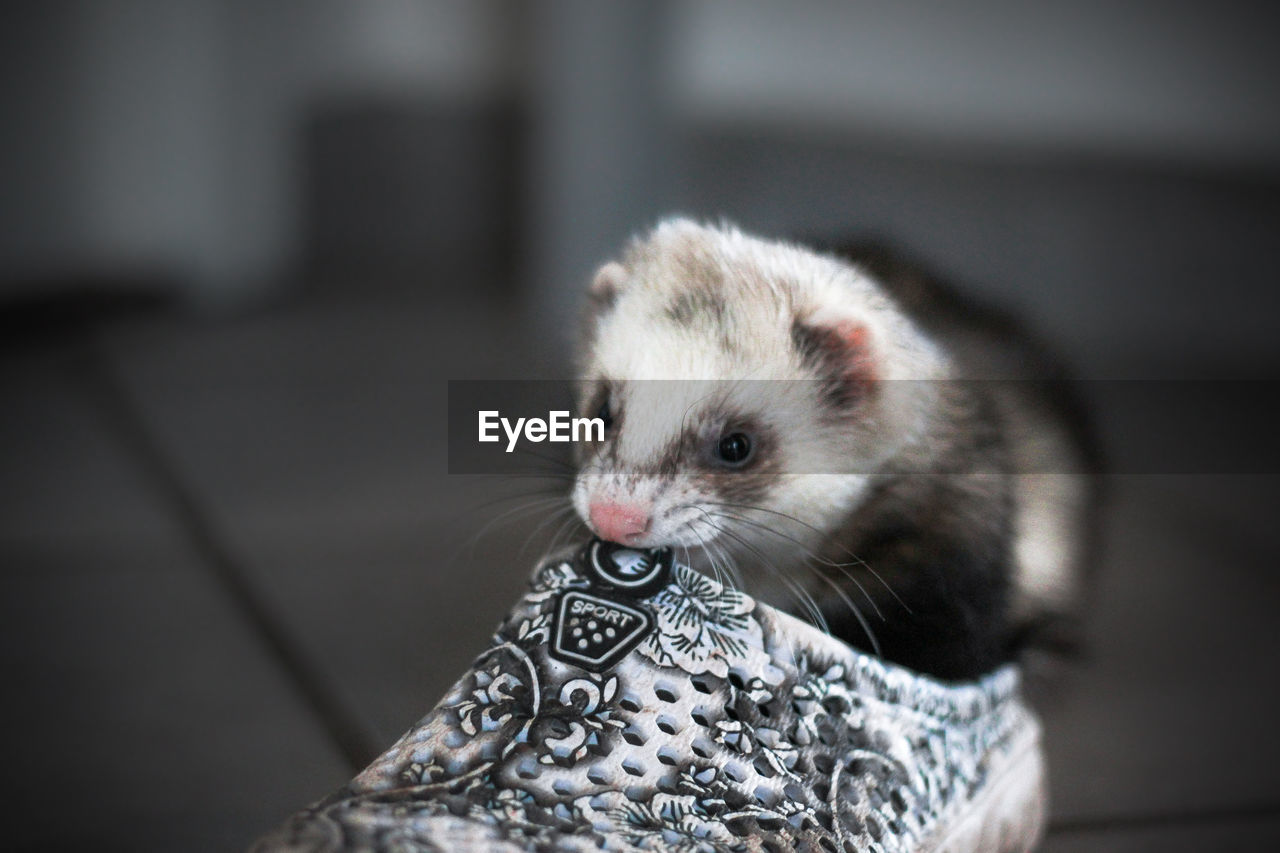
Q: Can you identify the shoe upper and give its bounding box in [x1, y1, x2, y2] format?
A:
[253, 541, 1044, 853]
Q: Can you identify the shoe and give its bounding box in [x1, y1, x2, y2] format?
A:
[253, 539, 1046, 852]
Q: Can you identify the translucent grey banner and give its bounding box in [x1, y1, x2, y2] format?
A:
[446, 379, 1280, 475]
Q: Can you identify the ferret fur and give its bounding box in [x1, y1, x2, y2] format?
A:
[572, 217, 1096, 680]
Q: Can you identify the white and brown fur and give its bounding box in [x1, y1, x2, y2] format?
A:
[571, 217, 1097, 680]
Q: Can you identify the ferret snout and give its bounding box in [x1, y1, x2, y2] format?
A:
[587, 499, 652, 545]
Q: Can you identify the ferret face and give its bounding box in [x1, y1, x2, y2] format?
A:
[572, 219, 945, 575]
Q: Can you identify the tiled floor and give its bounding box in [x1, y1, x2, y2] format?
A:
[3, 291, 1278, 851]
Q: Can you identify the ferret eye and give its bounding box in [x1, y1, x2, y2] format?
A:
[597, 399, 614, 430]
[715, 432, 753, 466]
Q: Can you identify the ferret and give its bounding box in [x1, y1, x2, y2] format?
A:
[570, 217, 1097, 681]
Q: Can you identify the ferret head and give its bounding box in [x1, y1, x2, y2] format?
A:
[572, 218, 946, 580]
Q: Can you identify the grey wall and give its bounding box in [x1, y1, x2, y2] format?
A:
[3, 0, 1277, 370]
[1, 0, 512, 303]
[680, 131, 1280, 376]
[673, 0, 1280, 170]
[526, 0, 1280, 362]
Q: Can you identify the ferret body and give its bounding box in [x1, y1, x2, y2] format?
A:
[571, 218, 1096, 680]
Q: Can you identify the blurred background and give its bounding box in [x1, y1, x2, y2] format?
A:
[3, 1, 1279, 850]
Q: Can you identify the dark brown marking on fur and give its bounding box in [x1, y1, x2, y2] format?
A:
[792, 319, 877, 411]
[817, 381, 1017, 678]
[710, 448, 778, 508]
[676, 412, 780, 507]
[616, 405, 780, 507]
[665, 289, 726, 327]
[665, 287, 738, 352]
[659, 239, 743, 351]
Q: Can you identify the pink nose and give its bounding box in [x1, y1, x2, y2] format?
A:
[588, 500, 651, 544]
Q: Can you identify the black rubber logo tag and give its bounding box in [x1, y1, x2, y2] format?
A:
[550, 591, 652, 672]
[585, 540, 672, 596]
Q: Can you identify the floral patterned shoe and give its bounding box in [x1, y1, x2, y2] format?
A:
[253, 540, 1047, 852]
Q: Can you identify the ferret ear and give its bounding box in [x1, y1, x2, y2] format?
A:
[588, 262, 627, 314]
[792, 316, 878, 408]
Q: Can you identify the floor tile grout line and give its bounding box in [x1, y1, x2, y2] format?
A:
[74, 331, 380, 775]
[1047, 801, 1280, 836]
